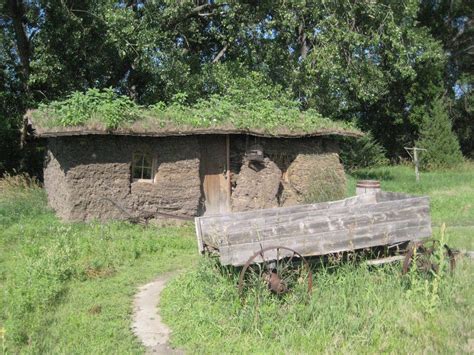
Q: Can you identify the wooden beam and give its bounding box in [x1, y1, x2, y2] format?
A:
[366, 255, 405, 266]
[226, 134, 231, 210]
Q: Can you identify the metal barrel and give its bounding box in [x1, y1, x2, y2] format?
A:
[356, 180, 381, 195]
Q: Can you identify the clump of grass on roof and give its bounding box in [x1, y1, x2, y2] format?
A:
[35, 88, 140, 130]
[34, 82, 357, 134]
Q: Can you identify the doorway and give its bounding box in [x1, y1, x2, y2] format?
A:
[199, 135, 230, 215]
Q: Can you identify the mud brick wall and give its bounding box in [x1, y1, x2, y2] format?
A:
[44, 141, 71, 219]
[44, 135, 201, 221]
[230, 137, 346, 211]
[129, 137, 201, 217]
[44, 134, 346, 221]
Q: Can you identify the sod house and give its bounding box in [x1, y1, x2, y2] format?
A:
[30, 109, 361, 222]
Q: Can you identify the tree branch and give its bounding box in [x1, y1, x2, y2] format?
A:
[212, 44, 228, 63]
[168, 3, 226, 29]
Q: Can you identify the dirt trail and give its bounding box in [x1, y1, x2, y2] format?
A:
[132, 273, 184, 354]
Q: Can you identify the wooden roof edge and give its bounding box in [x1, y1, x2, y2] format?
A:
[33, 128, 364, 139]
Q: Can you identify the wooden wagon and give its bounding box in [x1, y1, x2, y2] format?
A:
[194, 191, 454, 294]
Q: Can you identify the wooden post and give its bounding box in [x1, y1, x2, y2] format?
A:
[404, 147, 426, 183]
[226, 135, 231, 210]
[414, 148, 419, 182]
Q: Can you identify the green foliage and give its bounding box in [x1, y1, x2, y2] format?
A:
[35, 84, 358, 134]
[452, 73, 474, 157]
[339, 133, 389, 171]
[416, 98, 464, 170]
[37, 88, 140, 129]
[2, 0, 473, 174]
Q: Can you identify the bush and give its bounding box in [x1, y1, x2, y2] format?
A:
[339, 133, 389, 171]
[417, 97, 464, 170]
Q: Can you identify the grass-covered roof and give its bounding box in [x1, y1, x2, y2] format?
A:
[29, 88, 362, 138]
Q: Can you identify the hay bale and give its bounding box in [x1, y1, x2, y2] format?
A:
[281, 153, 346, 206]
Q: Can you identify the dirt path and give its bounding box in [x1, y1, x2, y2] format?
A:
[132, 272, 184, 354]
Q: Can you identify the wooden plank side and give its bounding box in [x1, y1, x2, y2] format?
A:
[220, 216, 432, 258]
[195, 217, 204, 254]
[198, 193, 375, 225]
[199, 196, 430, 247]
[197, 193, 427, 238]
[222, 203, 430, 243]
[197, 191, 416, 228]
[221, 205, 430, 246]
[219, 222, 432, 266]
[375, 191, 416, 202]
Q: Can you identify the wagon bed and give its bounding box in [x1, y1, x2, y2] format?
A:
[195, 191, 432, 266]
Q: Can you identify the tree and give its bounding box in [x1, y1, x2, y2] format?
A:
[418, 0, 474, 156]
[0, 0, 465, 175]
[417, 97, 463, 169]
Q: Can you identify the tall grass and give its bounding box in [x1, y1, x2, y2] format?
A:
[0, 175, 197, 353]
[161, 251, 473, 354]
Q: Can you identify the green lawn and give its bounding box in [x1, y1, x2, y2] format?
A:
[1, 164, 473, 353]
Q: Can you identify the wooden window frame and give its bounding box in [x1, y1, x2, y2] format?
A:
[132, 152, 155, 183]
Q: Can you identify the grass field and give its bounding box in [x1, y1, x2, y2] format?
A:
[1, 164, 473, 353]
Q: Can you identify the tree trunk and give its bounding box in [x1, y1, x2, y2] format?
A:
[6, 0, 30, 87]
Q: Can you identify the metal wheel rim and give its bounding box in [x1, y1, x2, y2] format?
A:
[402, 239, 456, 275]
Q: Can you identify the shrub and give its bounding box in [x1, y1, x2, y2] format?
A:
[339, 133, 389, 171]
[417, 97, 463, 170]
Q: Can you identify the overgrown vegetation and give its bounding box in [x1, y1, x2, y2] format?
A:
[1, 164, 473, 353]
[304, 168, 346, 204]
[33, 80, 358, 134]
[37, 88, 140, 129]
[162, 246, 472, 354]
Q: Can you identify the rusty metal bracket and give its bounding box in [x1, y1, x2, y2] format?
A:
[238, 245, 313, 296]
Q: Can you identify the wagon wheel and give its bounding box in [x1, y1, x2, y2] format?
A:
[402, 239, 456, 275]
[238, 246, 312, 297]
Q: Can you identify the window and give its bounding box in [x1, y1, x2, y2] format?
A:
[132, 153, 153, 181]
